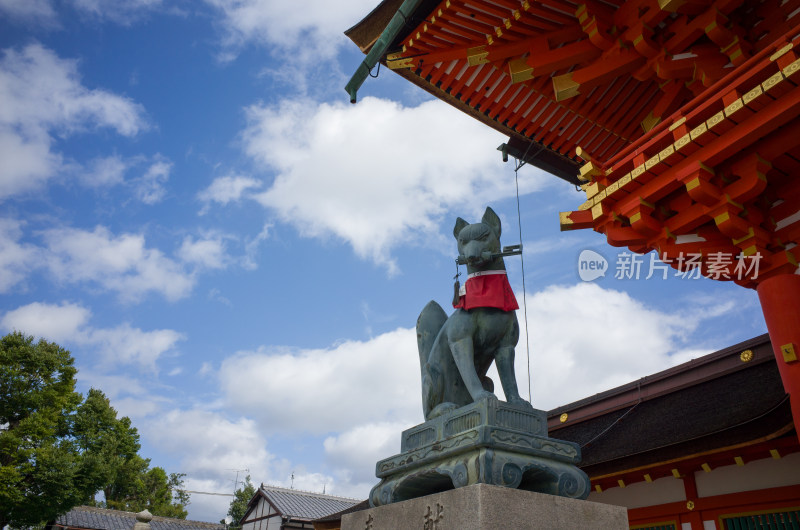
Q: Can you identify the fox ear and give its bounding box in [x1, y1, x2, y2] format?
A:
[453, 217, 468, 239]
[482, 207, 501, 238]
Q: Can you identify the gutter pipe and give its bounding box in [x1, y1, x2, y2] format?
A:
[344, 0, 423, 103]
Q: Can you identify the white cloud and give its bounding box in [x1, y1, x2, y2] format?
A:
[0, 301, 184, 371]
[145, 407, 278, 522]
[135, 157, 172, 204]
[0, 44, 147, 198]
[243, 97, 539, 273]
[0, 218, 41, 293]
[0, 0, 56, 22]
[41, 225, 195, 302]
[81, 155, 129, 187]
[323, 421, 403, 487]
[179, 234, 230, 270]
[0, 301, 91, 343]
[219, 328, 421, 435]
[521, 282, 736, 409]
[89, 323, 184, 371]
[198, 175, 262, 212]
[69, 0, 163, 23]
[204, 0, 373, 62]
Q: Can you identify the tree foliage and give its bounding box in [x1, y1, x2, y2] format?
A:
[222, 475, 256, 529]
[0, 331, 189, 528]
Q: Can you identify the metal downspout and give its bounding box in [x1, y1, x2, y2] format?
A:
[344, 0, 423, 103]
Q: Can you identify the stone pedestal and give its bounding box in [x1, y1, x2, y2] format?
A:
[369, 398, 590, 507]
[343, 483, 628, 530]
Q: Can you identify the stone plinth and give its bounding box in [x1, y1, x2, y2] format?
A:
[369, 398, 590, 507]
[343, 483, 628, 530]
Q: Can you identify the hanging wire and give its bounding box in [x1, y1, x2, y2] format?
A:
[510, 140, 544, 403]
[513, 164, 533, 402]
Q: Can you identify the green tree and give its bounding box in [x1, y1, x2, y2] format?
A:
[0, 332, 190, 526]
[222, 475, 256, 529]
[105, 465, 189, 518]
[0, 332, 99, 529]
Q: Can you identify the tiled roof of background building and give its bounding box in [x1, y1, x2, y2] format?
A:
[258, 485, 361, 522]
[51, 506, 224, 530]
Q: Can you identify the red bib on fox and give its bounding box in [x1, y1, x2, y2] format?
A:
[453, 270, 518, 311]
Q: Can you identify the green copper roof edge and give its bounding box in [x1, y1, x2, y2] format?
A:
[345, 0, 423, 103]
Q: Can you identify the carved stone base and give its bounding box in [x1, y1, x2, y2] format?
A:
[369, 398, 590, 507]
[344, 483, 628, 530]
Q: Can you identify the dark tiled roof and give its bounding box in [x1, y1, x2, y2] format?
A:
[548, 335, 795, 477]
[259, 485, 360, 522]
[313, 500, 369, 523]
[52, 506, 224, 530]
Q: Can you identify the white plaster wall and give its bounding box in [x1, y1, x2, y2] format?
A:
[588, 475, 686, 509]
[695, 452, 800, 498]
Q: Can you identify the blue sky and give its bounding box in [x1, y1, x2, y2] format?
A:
[0, 0, 767, 522]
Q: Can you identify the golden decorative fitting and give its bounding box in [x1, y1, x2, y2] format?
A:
[725, 98, 744, 118]
[740, 349, 754, 362]
[783, 58, 800, 78]
[690, 122, 707, 141]
[579, 161, 603, 181]
[659, 144, 675, 161]
[734, 456, 744, 466]
[686, 501, 695, 510]
[706, 110, 725, 130]
[508, 58, 534, 83]
[644, 474, 652, 483]
[575, 145, 593, 163]
[559, 413, 568, 423]
[732, 227, 755, 246]
[781, 343, 798, 363]
[617, 479, 626, 488]
[669, 117, 686, 131]
[467, 46, 489, 66]
[641, 111, 661, 132]
[770, 43, 794, 62]
[591, 203, 604, 220]
[762, 71, 784, 93]
[386, 52, 414, 70]
[553, 73, 580, 101]
[584, 181, 605, 199]
[559, 211, 575, 231]
[631, 165, 646, 179]
[770, 449, 781, 459]
[671, 468, 681, 478]
[675, 133, 691, 151]
[743, 85, 763, 106]
[594, 484, 602, 493]
[701, 463, 711, 473]
[645, 155, 660, 171]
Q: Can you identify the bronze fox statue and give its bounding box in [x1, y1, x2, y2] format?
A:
[416, 207, 531, 420]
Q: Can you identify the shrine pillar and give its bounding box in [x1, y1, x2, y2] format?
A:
[757, 274, 800, 432]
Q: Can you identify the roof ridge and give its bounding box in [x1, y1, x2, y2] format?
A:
[259, 484, 361, 502]
[65, 506, 224, 527]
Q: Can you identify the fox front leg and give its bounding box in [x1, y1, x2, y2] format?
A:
[495, 345, 531, 407]
[449, 337, 495, 402]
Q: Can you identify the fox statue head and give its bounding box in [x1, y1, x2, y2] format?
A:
[453, 207, 504, 271]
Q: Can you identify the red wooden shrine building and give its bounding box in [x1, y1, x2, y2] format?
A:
[345, 0, 800, 528]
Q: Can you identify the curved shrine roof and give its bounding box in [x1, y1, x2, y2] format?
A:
[346, 0, 800, 182]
